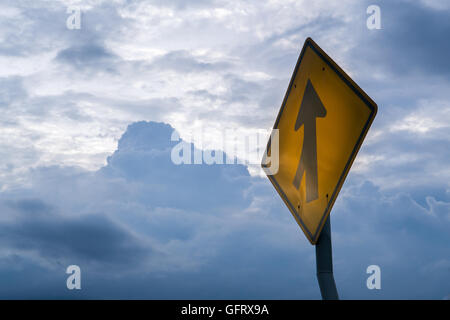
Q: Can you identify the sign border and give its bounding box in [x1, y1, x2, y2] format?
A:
[265, 37, 378, 244]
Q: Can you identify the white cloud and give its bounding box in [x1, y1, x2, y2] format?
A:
[0, 0, 363, 183]
[391, 99, 450, 134]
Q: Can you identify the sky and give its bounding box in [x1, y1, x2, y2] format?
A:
[0, 0, 449, 299]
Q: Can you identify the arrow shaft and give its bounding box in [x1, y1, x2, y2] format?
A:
[292, 79, 326, 203]
[293, 122, 319, 203]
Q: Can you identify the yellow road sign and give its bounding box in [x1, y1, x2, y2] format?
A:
[262, 38, 377, 244]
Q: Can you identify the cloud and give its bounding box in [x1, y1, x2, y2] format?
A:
[0, 0, 448, 299]
[0, 198, 150, 268]
[391, 99, 450, 134]
[374, 1, 450, 77]
[55, 44, 119, 72]
[0, 0, 365, 178]
[0, 121, 448, 299]
[0, 121, 316, 298]
[0, 122, 255, 271]
[150, 50, 232, 73]
[331, 179, 450, 299]
[0, 76, 27, 108]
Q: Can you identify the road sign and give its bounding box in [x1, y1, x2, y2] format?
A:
[262, 38, 377, 244]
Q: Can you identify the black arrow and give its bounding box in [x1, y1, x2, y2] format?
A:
[292, 79, 327, 203]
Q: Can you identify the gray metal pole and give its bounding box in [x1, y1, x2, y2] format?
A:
[315, 215, 339, 300]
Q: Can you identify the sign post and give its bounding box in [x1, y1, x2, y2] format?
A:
[315, 216, 338, 300]
[262, 37, 377, 299]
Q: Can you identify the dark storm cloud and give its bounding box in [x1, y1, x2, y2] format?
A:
[0, 121, 447, 299]
[55, 44, 119, 72]
[101, 121, 252, 210]
[0, 198, 149, 267]
[355, 1, 450, 78]
[331, 178, 450, 299]
[0, 122, 254, 274]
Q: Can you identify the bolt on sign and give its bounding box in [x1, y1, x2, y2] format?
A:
[262, 38, 377, 244]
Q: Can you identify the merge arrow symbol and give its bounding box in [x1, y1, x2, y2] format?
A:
[292, 79, 327, 203]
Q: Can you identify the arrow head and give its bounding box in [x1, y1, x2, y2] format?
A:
[295, 79, 327, 131]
